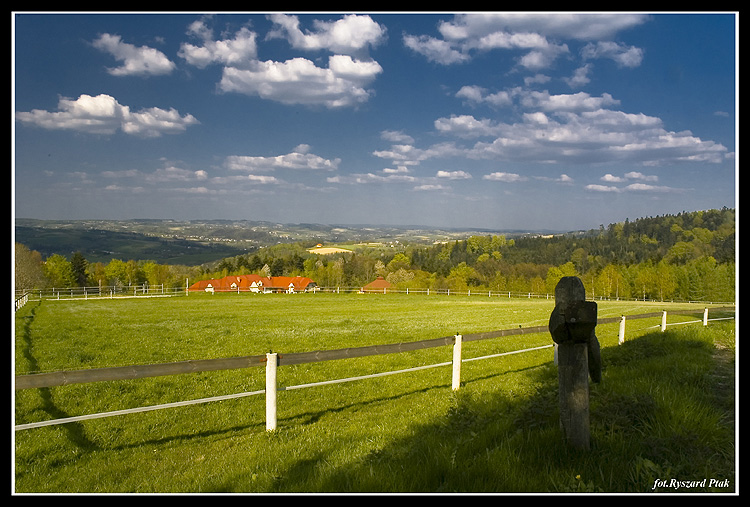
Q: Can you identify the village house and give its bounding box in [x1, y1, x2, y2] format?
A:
[189, 274, 317, 294]
[361, 276, 393, 293]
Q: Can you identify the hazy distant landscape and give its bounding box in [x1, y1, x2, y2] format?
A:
[15, 218, 563, 265]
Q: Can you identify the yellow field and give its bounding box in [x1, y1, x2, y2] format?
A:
[307, 246, 353, 254]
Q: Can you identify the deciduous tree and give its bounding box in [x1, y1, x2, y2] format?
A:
[14, 243, 46, 291]
[43, 254, 75, 288]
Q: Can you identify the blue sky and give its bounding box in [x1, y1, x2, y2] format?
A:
[13, 12, 737, 231]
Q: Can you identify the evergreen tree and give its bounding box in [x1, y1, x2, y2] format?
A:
[70, 251, 89, 287]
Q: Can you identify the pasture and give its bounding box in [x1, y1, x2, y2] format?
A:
[13, 293, 735, 493]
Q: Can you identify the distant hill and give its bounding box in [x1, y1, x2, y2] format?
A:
[13, 218, 554, 265]
[14, 223, 250, 265]
[14, 210, 734, 268]
[496, 208, 736, 266]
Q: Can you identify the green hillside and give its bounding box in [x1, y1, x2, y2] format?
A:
[14, 225, 249, 264]
[15, 209, 736, 304]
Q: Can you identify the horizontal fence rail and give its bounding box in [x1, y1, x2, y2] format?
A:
[14, 306, 735, 431]
[16, 284, 734, 307]
[237, 285, 736, 305]
[14, 284, 187, 303]
[14, 356, 268, 390]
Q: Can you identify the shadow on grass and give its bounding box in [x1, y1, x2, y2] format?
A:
[17, 322, 733, 493]
[297, 329, 735, 493]
[16, 301, 100, 453]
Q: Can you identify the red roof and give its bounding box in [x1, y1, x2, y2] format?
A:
[189, 274, 316, 292]
[362, 276, 393, 291]
[265, 276, 317, 291]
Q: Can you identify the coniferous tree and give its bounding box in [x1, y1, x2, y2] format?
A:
[70, 251, 89, 287]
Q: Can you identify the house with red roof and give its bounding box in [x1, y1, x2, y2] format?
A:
[189, 274, 317, 293]
[361, 276, 393, 293]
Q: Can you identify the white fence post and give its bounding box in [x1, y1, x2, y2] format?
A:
[265, 352, 278, 432]
[452, 334, 462, 391]
[661, 311, 668, 332]
[703, 308, 709, 326]
[619, 315, 626, 345]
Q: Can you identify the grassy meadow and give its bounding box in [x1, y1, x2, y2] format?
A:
[13, 293, 735, 493]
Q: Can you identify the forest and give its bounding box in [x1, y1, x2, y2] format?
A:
[15, 208, 736, 303]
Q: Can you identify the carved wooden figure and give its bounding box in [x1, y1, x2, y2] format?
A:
[548, 276, 601, 450]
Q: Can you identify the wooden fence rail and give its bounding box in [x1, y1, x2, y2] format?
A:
[18, 284, 736, 307]
[14, 306, 734, 432]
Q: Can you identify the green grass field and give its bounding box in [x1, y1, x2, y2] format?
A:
[14, 293, 735, 493]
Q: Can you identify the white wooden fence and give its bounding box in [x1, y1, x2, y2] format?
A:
[14, 306, 734, 432]
[15, 283, 734, 307]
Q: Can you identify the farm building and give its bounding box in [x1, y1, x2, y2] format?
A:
[189, 274, 317, 293]
[362, 276, 393, 293]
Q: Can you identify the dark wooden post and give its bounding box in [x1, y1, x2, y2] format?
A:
[549, 276, 601, 450]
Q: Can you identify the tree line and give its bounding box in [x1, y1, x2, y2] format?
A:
[15, 208, 735, 303]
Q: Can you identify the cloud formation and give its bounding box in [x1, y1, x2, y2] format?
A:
[178, 24, 258, 68]
[266, 13, 387, 56]
[15, 93, 198, 137]
[225, 144, 341, 172]
[586, 171, 678, 193]
[430, 88, 729, 166]
[219, 55, 382, 107]
[92, 33, 176, 76]
[13, 13, 735, 228]
[181, 14, 386, 108]
[403, 13, 649, 67]
[368, 86, 730, 175]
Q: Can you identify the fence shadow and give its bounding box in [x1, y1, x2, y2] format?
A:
[15, 300, 101, 455]
[301, 361, 562, 493]
[297, 327, 733, 493]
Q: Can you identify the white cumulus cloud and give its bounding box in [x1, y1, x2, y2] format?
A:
[179, 25, 258, 68]
[403, 13, 649, 68]
[430, 89, 728, 166]
[436, 170, 472, 179]
[224, 145, 340, 172]
[219, 55, 382, 108]
[92, 33, 176, 76]
[179, 14, 386, 109]
[266, 13, 387, 56]
[482, 172, 527, 182]
[15, 93, 198, 137]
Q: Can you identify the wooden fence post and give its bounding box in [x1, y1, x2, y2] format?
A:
[266, 352, 278, 432]
[556, 341, 590, 449]
[703, 308, 709, 326]
[619, 315, 626, 345]
[452, 334, 462, 391]
[661, 311, 667, 332]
